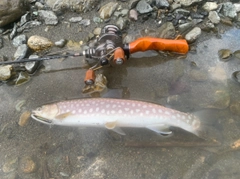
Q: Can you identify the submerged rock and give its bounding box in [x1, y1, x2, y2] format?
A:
[231, 71, 240, 84]
[185, 27, 201, 43]
[2, 157, 18, 173]
[234, 50, 240, 59]
[0, 65, 12, 81]
[99, 2, 118, 19]
[19, 156, 37, 173]
[18, 111, 31, 126]
[15, 71, 30, 85]
[0, 0, 29, 27]
[218, 49, 232, 60]
[27, 35, 53, 51]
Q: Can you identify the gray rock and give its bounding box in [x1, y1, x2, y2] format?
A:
[222, 2, 237, 19]
[176, 0, 202, 7]
[79, 19, 90, 26]
[17, 21, 41, 33]
[114, 11, 122, 18]
[136, 0, 153, 14]
[171, 3, 181, 11]
[185, 27, 201, 43]
[45, 0, 100, 13]
[14, 44, 28, 60]
[129, 0, 140, 9]
[116, 17, 128, 30]
[69, 17, 83, 23]
[99, 2, 118, 19]
[155, 0, 169, 9]
[12, 35, 27, 47]
[35, 2, 44, 10]
[20, 13, 31, 26]
[174, 9, 190, 16]
[0, 65, 12, 81]
[158, 22, 175, 39]
[235, 3, 240, 13]
[25, 55, 41, 74]
[10, 23, 18, 40]
[208, 11, 220, 24]
[0, 0, 29, 27]
[38, 10, 58, 25]
[202, 2, 218, 12]
[129, 9, 138, 21]
[121, 9, 129, 17]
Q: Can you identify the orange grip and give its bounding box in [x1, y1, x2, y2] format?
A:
[84, 69, 95, 84]
[129, 37, 189, 54]
[114, 48, 126, 64]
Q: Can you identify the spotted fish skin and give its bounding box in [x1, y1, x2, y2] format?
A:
[31, 98, 201, 136]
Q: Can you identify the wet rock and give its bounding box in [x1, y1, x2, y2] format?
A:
[222, 2, 237, 19]
[200, 21, 215, 32]
[185, 27, 201, 43]
[2, 157, 18, 173]
[18, 111, 31, 126]
[79, 19, 91, 26]
[20, 13, 31, 27]
[178, 22, 194, 33]
[0, 37, 3, 49]
[69, 16, 83, 23]
[218, 49, 232, 60]
[155, 0, 169, 9]
[14, 44, 28, 60]
[0, 65, 12, 81]
[158, 22, 175, 39]
[27, 35, 53, 51]
[38, 10, 58, 25]
[232, 71, 240, 84]
[10, 23, 18, 40]
[19, 156, 37, 173]
[99, 2, 118, 19]
[178, 0, 202, 7]
[129, 0, 140, 9]
[116, 17, 128, 30]
[129, 9, 138, 21]
[234, 50, 240, 59]
[93, 27, 101, 36]
[189, 69, 208, 81]
[208, 11, 220, 24]
[203, 2, 218, 12]
[230, 101, 240, 116]
[136, 0, 153, 14]
[12, 35, 27, 47]
[0, 0, 29, 27]
[25, 55, 41, 74]
[45, 0, 100, 13]
[15, 71, 30, 85]
[55, 39, 67, 48]
[17, 21, 42, 33]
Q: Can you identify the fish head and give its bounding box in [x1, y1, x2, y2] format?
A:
[31, 104, 59, 124]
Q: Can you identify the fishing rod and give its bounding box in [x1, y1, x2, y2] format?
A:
[1, 25, 189, 85]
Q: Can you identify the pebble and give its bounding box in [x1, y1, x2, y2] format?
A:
[79, 19, 91, 26]
[129, 9, 138, 21]
[208, 11, 220, 24]
[27, 35, 53, 51]
[0, 65, 12, 81]
[14, 44, 28, 60]
[38, 10, 58, 25]
[116, 17, 128, 30]
[15, 71, 30, 85]
[18, 111, 31, 126]
[99, 2, 119, 19]
[12, 35, 27, 47]
[179, 0, 203, 7]
[218, 49, 232, 60]
[185, 27, 201, 43]
[222, 2, 237, 19]
[93, 27, 101, 35]
[121, 9, 129, 17]
[25, 55, 41, 74]
[155, 0, 169, 9]
[69, 16, 83, 23]
[203, 2, 218, 12]
[136, 0, 153, 14]
[2, 157, 18, 173]
[19, 156, 37, 173]
[55, 39, 67, 48]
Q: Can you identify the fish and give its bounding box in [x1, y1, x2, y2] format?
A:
[31, 98, 216, 139]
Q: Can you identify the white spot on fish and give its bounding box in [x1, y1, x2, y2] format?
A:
[83, 110, 87, 114]
[72, 110, 76, 114]
[143, 105, 147, 108]
[158, 109, 162, 113]
[146, 110, 149, 114]
[130, 110, 134, 114]
[140, 113, 143, 116]
[165, 111, 170, 115]
[111, 110, 115, 114]
[118, 110, 122, 113]
[96, 107, 99, 112]
[152, 109, 156, 113]
[78, 109, 82, 113]
[112, 105, 117, 108]
[136, 109, 140, 112]
[106, 104, 110, 108]
[132, 103, 136, 107]
[101, 109, 105, 113]
[125, 108, 129, 111]
[89, 108, 93, 112]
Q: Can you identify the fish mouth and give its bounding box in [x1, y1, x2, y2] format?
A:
[31, 114, 53, 124]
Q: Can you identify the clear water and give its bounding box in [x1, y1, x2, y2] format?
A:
[0, 28, 240, 179]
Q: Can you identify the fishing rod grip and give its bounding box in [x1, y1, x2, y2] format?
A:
[128, 37, 189, 54]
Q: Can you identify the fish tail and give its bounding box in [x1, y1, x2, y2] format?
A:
[192, 110, 223, 143]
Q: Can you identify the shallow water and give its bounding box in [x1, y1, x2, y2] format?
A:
[1, 28, 240, 178]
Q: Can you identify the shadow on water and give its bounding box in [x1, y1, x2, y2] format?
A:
[0, 28, 240, 178]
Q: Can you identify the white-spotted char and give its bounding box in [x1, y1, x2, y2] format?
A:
[31, 98, 202, 136]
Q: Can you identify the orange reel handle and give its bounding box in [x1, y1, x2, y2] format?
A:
[128, 37, 189, 54]
[84, 69, 96, 85]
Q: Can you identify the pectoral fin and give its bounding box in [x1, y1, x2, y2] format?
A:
[105, 121, 126, 135]
[146, 124, 172, 135]
[55, 112, 72, 120]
